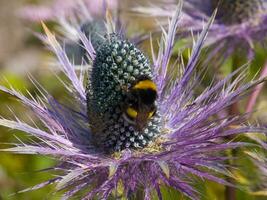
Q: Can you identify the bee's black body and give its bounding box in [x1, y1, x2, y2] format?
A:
[122, 76, 158, 131]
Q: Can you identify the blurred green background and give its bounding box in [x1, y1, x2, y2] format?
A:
[0, 0, 267, 199]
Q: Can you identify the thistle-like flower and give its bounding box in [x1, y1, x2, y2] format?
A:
[18, 0, 117, 22]
[134, 0, 267, 59]
[1, 3, 267, 200]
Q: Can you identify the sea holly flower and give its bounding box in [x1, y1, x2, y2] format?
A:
[134, 0, 267, 59]
[25, 1, 124, 67]
[18, 0, 117, 22]
[18, 0, 118, 65]
[20, 1, 112, 66]
[1, 2, 267, 200]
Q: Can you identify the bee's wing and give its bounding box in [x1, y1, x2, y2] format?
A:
[136, 111, 149, 131]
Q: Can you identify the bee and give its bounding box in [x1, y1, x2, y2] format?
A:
[122, 76, 158, 131]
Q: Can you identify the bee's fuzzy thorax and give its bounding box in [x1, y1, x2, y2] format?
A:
[133, 79, 157, 91]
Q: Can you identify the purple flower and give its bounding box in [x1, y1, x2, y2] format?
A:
[134, 0, 267, 59]
[18, 0, 117, 22]
[1, 3, 267, 200]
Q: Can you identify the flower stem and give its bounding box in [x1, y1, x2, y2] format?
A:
[224, 101, 239, 200]
[225, 184, 236, 200]
[225, 148, 237, 200]
[246, 62, 267, 113]
[129, 189, 144, 200]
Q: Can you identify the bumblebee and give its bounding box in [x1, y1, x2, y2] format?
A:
[122, 76, 158, 131]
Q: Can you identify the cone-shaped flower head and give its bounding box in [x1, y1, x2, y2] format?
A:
[1, 3, 267, 200]
[212, 0, 263, 24]
[81, 20, 106, 50]
[64, 19, 106, 65]
[134, 0, 267, 59]
[87, 33, 161, 151]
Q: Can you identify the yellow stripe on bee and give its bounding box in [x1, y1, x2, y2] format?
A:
[148, 111, 155, 118]
[133, 80, 157, 91]
[126, 107, 138, 118]
[126, 107, 154, 119]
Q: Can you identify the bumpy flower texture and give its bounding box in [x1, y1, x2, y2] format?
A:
[1, 3, 267, 200]
[134, 0, 267, 59]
